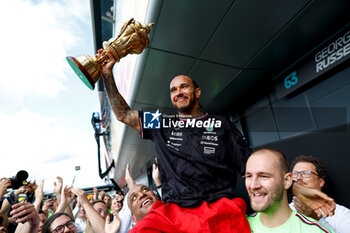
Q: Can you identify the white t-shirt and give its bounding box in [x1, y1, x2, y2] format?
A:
[290, 202, 350, 233]
[75, 217, 87, 233]
[117, 193, 133, 233]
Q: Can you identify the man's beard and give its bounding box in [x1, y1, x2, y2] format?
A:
[251, 183, 284, 213]
[178, 103, 193, 114]
[176, 93, 196, 114]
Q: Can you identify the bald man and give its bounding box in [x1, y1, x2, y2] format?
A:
[127, 184, 248, 233]
[245, 148, 334, 233]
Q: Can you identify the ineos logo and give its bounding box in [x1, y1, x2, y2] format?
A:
[202, 135, 218, 141]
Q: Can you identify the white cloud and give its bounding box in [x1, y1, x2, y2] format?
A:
[0, 109, 105, 192]
[0, 0, 106, 193]
[0, 0, 92, 111]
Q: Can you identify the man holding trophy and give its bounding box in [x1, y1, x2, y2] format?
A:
[84, 19, 251, 233]
[68, 19, 336, 232]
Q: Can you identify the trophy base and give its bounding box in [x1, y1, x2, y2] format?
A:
[66, 56, 95, 90]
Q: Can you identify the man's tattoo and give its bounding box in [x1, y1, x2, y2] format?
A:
[103, 73, 138, 128]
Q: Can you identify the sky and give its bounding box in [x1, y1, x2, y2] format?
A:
[0, 0, 107, 192]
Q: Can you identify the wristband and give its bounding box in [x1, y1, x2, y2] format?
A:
[156, 185, 162, 189]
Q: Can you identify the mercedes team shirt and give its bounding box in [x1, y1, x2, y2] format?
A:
[139, 111, 252, 207]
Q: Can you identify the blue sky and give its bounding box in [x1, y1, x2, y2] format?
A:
[0, 0, 106, 192]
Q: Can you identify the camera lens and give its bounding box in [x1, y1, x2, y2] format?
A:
[16, 171, 28, 181]
[10, 170, 29, 189]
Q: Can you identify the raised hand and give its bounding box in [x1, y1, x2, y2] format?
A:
[53, 176, 63, 199]
[61, 186, 74, 206]
[293, 196, 320, 220]
[10, 202, 40, 226]
[96, 49, 117, 75]
[72, 188, 105, 233]
[42, 199, 56, 215]
[125, 163, 135, 188]
[93, 186, 99, 201]
[105, 214, 121, 233]
[33, 180, 44, 212]
[55, 185, 74, 215]
[34, 180, 44, 202]
[152, 162, 161, 187]
[293, 182, 335, 218]
[0, 178, 11, 199]
[72, 189, 89, 206]
[11, 202, 40, 233]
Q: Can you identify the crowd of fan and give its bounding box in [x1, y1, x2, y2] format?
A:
[0, 162, 160, 233]
[1, 152, 349, 233]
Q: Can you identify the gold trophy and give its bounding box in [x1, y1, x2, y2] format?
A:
[66, 18, 154, 90]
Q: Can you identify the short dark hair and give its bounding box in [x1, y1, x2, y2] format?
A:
[290, 155, 326, 179]
[42, 213, 73, 233]
[91, 200, 107, 207]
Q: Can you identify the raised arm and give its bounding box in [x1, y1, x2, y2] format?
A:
[105, 214, 121, 233]
[11, 202, 40, 233]
[93, 186, 99, 201]
[125, 163, 135, 188]
[33, 180, 44, 213]
[0, 178, 11, 200]
[152, 162, 162, 198]
[53, 176, 63, 204]
[55, 186, 74, 219]
[72, 188, 105, 233]
[98, 49, 140, 132]
[152, 159, 161, 187]
[0, 185, 31, 215]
